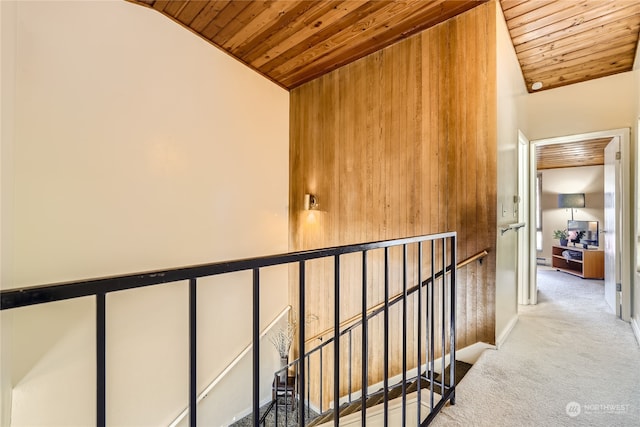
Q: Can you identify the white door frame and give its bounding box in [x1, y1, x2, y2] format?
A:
[531, 128, 632, 321]
[517, 130, 531, 305]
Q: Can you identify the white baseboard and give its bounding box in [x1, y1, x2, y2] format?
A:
[631, 316, 640, 347]
[496, 315, 518, 349]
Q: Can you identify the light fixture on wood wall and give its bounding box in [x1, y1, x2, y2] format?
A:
[558, 193, 585, 220]
[304, 194, 318, 210]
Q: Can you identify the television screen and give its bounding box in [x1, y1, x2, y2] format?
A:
[567, 220, 599, 247]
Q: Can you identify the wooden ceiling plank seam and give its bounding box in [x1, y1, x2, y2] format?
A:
[507, 0, 593, 37]
[201, 1, 252, 41]
[238, 0, 330, 61]
[281, 0, 483, 88]
[525, 62, 634, 90]
[163, 0, 188, 17]
[272, 0, 441, 85]
[520, 40, 639, 74]
[189, 1, 231, 33]
[538, 139, 611, 151]
[152, 0, 169, 12]
[514, 9, 640, 58]
[525, 54, 634, 82]
[258, 0, 396, 76]
[506, 0, 621, 32]
[500, 0, 556, 21]
[521, 49, 637, 83]
[263, 0, 415, 76]
[537, 141, 608, 168]
[245, 1, 367, 67]
[510, 2, 640, 49]
[540, 151, 603, 159]
[269, 0, 466, 83]
[519, 36, 638, 72]
[515, 21, 640, 62]
[245, 1, 352, 63]
[506, 0, 594, 32]
[213, 0, 281, 48]
[538, 155, 604, 163]
[527, 60, 633, 90]
[218, 1, 299, 51]
[177, 0, 210, 26]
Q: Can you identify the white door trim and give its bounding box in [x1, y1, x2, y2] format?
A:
[531, 128, 632, 321]
[517, 130, 531, 305]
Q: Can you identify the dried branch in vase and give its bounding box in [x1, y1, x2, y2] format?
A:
[269, 321, 295, 358]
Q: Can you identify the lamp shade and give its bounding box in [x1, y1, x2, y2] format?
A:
[558, 193, 585, 208]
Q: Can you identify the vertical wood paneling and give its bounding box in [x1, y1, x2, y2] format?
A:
[290, 2, 497, 408]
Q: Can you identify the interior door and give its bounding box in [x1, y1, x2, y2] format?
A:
[603, 137, 620, 315]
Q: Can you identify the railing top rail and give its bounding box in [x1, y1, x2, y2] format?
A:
[1, 231, 456, 310]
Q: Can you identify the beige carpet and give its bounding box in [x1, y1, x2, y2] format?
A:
[432, 268, 640, 426]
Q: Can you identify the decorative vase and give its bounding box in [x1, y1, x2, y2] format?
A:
[560, 239, 568, 246]
[278, 356, 288, 384]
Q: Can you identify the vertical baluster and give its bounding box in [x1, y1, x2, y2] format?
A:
[348, 330, 352, 403]
[320, 341, 323, 414]
[294, 361, 299, 422]
[190, 279, 197, 427]
[275, 374, 280, 426]
[429, 240, 435, 410]
[97, 293, 106, 427]
[361, 250, 368, 426]
[253, 270, 260, 426]
[383, 247, 389, 427]
[441, 240, 446, 395]
[334, 255, 340, 426]
[402, 244, 407, 425]
[450, 236, 457, 405]
[307, 355, 311, 419]
[417, 242, 423, 425]
[298, 261, 306, 425]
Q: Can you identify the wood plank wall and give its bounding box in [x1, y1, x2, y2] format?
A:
[289, 2, 497, 409]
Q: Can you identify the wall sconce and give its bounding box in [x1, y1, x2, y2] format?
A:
[304, 193, 318, 210]
[558, 193, 585, 220]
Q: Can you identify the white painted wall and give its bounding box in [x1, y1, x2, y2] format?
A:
[526, 72, 636, 142]
[539, 166, 605, 262]
[0, 0, 17, 424]
[633, 39, 640, 340]
[495, 4, 528, 345]
[2, 0, 289, 425]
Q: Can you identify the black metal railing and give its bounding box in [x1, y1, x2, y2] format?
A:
[1, 232, 458, 426]
[264, 235, 470, 426]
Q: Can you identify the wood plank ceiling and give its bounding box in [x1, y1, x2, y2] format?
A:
[127, 0, 486, 89]
[501, 0, 640, 93]
[127, 1, 640, 92]
[536, 137, 612, 170]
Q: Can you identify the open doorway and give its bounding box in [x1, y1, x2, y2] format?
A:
[528, 129, 631, 320]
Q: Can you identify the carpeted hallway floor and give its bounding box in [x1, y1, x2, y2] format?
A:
[432, 267, 640, 426]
